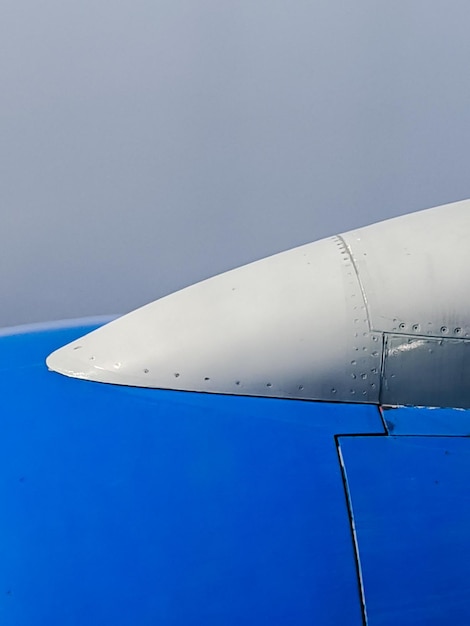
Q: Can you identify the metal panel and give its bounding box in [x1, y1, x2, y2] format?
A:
[381, 333, 470, 408]
[342, 199, 470, 338]
[46, 200, 470, 410]
[0, 323, 385, 626]
[382, 405, 470, 436]
[340, 435, 470, 626]
[46, 238, 382, 403]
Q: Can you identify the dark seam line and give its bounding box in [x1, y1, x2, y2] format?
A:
[336, 235, 372, 332]
[378, 405, 389, 433]
[335, 434, 368, 626]
[376, 433, 470, 439]
[371, 330, 470, 341]
[378, 333, 387, 407]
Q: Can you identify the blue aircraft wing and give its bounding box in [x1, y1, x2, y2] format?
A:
[3, 202, 470, 624]
[0, 322, 384, 626]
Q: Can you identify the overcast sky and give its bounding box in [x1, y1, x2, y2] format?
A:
[1, 0, 470, 326]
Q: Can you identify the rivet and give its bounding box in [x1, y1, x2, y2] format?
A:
[235, 381, 240, 386]
[455, 327, 462, 334]
[331, 388, 337, 394]
[204, 377, 210, 381]
[441, 326, 448, 334]
[143, 368, 149, 374]
[174, 372, 180, 378]
[89, 356, 95, 361]
[266, 383, 272, 388]
[298, 385, 304, 391]
[412, 324, 420, 332]
[351, 360, 357, 365]
[361, 373, 367, 380]
[73, 345, 82, 351]
[399, 323, 406, 330]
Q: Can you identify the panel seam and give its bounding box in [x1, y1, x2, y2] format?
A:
[335, 434, 369, 626]
[336, 235, 371, 332]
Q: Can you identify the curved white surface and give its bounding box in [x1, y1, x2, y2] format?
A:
[342, 200, 470, 339]
[47, 199, 470, 407]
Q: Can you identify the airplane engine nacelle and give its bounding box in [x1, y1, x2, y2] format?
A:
[2, 200, 470, 626]
[48, 199, 470, 408]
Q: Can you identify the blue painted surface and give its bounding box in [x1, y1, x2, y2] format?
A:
[0, 321, 109, 371]
[0, 323, 384, 625]
[382, 405, 470, 436]
[340, 435, 470, 626]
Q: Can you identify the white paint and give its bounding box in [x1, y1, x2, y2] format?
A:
[342, 199, 470, 339]
[46, 200, 470, 407]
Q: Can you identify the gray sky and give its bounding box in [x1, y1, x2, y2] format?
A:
[1, 0, 470, 327]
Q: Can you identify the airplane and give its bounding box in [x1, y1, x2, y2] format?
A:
[1, 199, 469, 625]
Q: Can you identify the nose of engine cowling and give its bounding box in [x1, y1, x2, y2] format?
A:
[47, 199, 470, 408]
